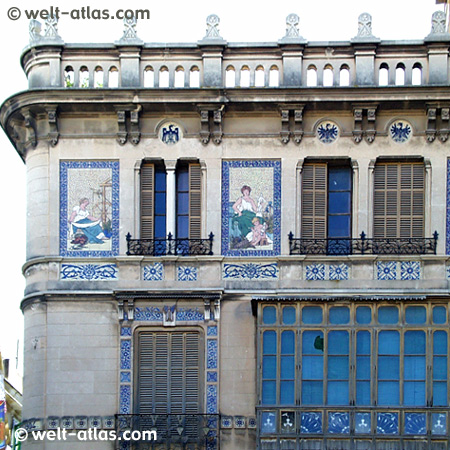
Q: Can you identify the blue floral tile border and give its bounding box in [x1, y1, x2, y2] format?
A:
[223, 262, 278, 280]
[61, 263, 118, 280]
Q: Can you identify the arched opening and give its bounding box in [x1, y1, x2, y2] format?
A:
[79, 66, 89, 88]
[379, 64, 389, 86]
[94, 66, 103, 88]
[395, 64, 405, 86]
[225, 66, 236, 88]
[269, 65, 279, 87]
[255, 66, 265, 87]
[307, 66, 317, 87]
[174, 66, 185, 88]
[159, 67, 169, 88]
[144, 66, 154, 88]
[190, 66, 200, 88]
[339, 65, 350, 87]
[108, 66, 119, 88]
[412, 63, 422, 86]
[323, 65, 334, 87]
[240, 66, 250, 88]
[64, 66, 74, 88]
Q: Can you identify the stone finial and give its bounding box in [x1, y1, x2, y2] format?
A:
[29, 20, 42, 44]
[205, 14, 222, 39]
[357, 13, 373, 38]
[122, 16, 138, 40]
[425, 10, 450, 41]
[44, 15, 60, 38]
[285, 14, 300, 38]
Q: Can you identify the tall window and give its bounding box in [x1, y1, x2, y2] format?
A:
[373, 161, 425, 239]
[301, 162, 352, 253]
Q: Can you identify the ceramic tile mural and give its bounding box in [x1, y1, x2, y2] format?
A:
[222, 160, 281, 256]
[60, 161, 119, 257]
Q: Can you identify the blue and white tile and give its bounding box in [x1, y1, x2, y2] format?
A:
[376, 261, 398, 280]
[400, 261, 421, 280]
[305, 264, 326, 281]
[389, 120, 412, 143]
[432, 413, 447, 435]
[301, 412, 322, 433]
[134, 306, 163, 321]
[328, 412, 350, 434]
[176, 308, 204, 321]
[120, 327, 132, 337]
[207, 326, 218, 336]
[120, 340, 131, 370]
[376, 412, 398, 434]
[207, 339, 218, 369]
[206, 385, 217, 413]
[142, 263, 164, 281]
[329, 263, 349, 281]
[177, 266, 198, 281]
[223, 262, 278, 280]
[355, 413, 371, 434]
[207, 371, 218, 382]
[120, 371, 131, 383]
[61, 263, 118, 280]
[221, 416, 233, 429]
[119, 385, 131, 414]
[404, 413, 426, 435]
[234, 416, 246, 429]
[316, 120, 339, 144]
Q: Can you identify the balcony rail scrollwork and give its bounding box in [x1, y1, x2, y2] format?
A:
[126, 232, 214, 256]
[288, 231, 438, 255]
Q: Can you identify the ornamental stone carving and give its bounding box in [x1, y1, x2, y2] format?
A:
[357, 13, 373, 38]
[431, 11, 446, 35]
[285, 14, 300, 38]
[205, 14, 222, 39]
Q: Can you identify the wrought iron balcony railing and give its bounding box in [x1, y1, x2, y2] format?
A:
[116, 414, 219, 449]
[126, 232, 214, 256]
[288, 231, 438, 256]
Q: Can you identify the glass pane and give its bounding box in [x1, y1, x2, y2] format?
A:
[262, 381, 276, 404]
[433, 306, 447, 324]
[177, 169, 189, 190]
[404, 356, 426, 379]
[434, 331, 448, 354]
[281, 331, 295, 354]
[303, 331, 324, 354]
[154, 216, 166, 239]
[176, 215, 188, 239]
[404, 381, 426, 406]
[263, 356, 277, 378]
[378, 306, 399, 324]
[302, 306, 322, 324]
[328, 331, 349, 354]
[378, 381, 399, 405]
[327, 381, 348, 405]
[280, 381, 295, 404]
[154, 191, 166, 215]
[356, 381, 370, 405]
[155, 169, 166, 190]
[328, 356, 349, 379]
[405, 306, 426, 324]
[177, 192, 189, 215]
[261, 412, 276, 433]
[378, 331, 399, 354]
[405, 331, 426, 354]
[432, 413, 447, 434]
[328, 167, 351, 190]
[433, 382, 448, 406]
[263, 306, 276, 324]
[357, 331, 370, 354]
[281, 356, 295, 378]
[433, 356, 447, 380]
[283, 306, 296, 324]
[263, 330, 277, 353]
[356, 356, 370, 379]
[328, 192, 351, 214]
[378, 356, 399, 379]
[327, 215, 351, 238]
[302, 356, 323, 379]
[356, 306, 371, 324]
[329, 307, 350, 325]
[302, 381, 323, 405]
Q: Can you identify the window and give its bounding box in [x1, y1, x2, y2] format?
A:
[94, 66, 103, 88]
[257, 301, 449, 444]
[255, 66, 265, 87]
[307, 66, 317, 87]
[108, 66, 119, 88]
[174, 66, 185, 88]
[412, 63, 422, 86]
[189, 66, 200, 88]
[159, 67, 169, 88]
[144, 66, 154, 88]
[240, 66, 250, 87]
[225, 66, 235, 87]
[269, 66, 279, 87]
[396, 63, 405, 86]
[79, 66, 89, 88]
[323, 65, 333, 87]
[339, 65, 350, 87]
[373, 161, 424, 239]
[379, 64, 389, 86]
[301, 162, 352, 254]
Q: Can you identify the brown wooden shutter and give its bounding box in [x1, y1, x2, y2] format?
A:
[301, 163, 327, 239]
[189, 163, 202, 239]
[140, 162, 154, 240]
[373, 162, 424, 238]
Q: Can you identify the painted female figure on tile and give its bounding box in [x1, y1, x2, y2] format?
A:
[222, 160, 281, 256]
[60, 161, 119, 257]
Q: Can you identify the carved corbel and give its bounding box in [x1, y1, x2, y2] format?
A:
[116, 110, 127, 145]
[213, 298, 220, 321]
[212, 108, 224, 145]
[280, 109, 290, 144]
[204, 299, 211, 321]
[426, 106, 437, 143]
[118, 300, 125, 321]
[127, 299, 134, 321]
[365, 107, 377, 144]
[130, 105, 141, 146]
[352, 108, 363, 143]
[8, 118, 24, 154]
[293, 108, 304, 144]
[163, 304, 176, 326]
[22, 108, 37, 149]
[46, 107, 59, 147]
[438, 108, 449, 143]
[199, 110, 210, 145]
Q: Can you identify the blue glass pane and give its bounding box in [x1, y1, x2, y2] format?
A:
[433, 306, 447, 324]
[328, 192, 351, 214]
[405, 306, 426, 324]
[155, 169, 166, 190]
[357, 331, 370, 354]
[281, 356, 295, 378]
[405, 331, 426, 354]
[177, 215, 188, 239]
[280, 380, 295, 404]
[378, 382, 399, 406]
[328, 412, 350, 434]
[356, 306, 371, 324]
[329, 167, 351, 190]
[154, 191, 166, 214]
[328, 356, 349, 379]
[356, 356, 370, 379]
[378, 356, 399, 379]
[404, 356, 426, 380]
[355, 412, 371, 433]
[303, 331, 324, 354]
[328, 331, 349, 354]
[301, 412, 322, 433]
[177, 192, 189, 215]
[263, 306, 276, 325]
[281, 331, 295, 354]
[378, 331, 399, 354]
[154, 216, 166, 239]
[302, 381, 323, 405]
[327, 215, 351, 238]
[282, 306, 296, 324]
[378, 306, 399, 324]
[262, 381, 276, 404]
[433, 382, 448, 406]
[434, 331, 448, 354]
[404, 381, 426, 406]
[302, 356, 323, 379]
[329, 307, 350, 325]
[356, 381, 370, 405]
[302, 307, 322, 324]
[433, 356, 447, 380]
[177, 169, 189, 190]
[263, 356, 277, 378]
[432, 413, 447, 435]
[377, 412, 398, 434]
[327, 381, 348, 405]
[263, 330, 277, 353]
[261, 412, 276, 433]
[405, 413, 426, 435]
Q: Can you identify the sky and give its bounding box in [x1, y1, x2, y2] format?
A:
[0, 0, 444, 385]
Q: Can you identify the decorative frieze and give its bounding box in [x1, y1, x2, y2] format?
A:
[61, 263, 118, 280]
[376, 261, 421, 281]
[223, 262, 279, 280]
[305, 263, 349, 281]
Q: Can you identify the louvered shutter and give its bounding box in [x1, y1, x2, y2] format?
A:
[301, 163, 327, 239]
[373, 162, 424, 238]
[189, 163, 202, 239]
[140, 163, 154, 240]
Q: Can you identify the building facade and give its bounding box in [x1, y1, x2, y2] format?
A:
[1, 10, 450, 450]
